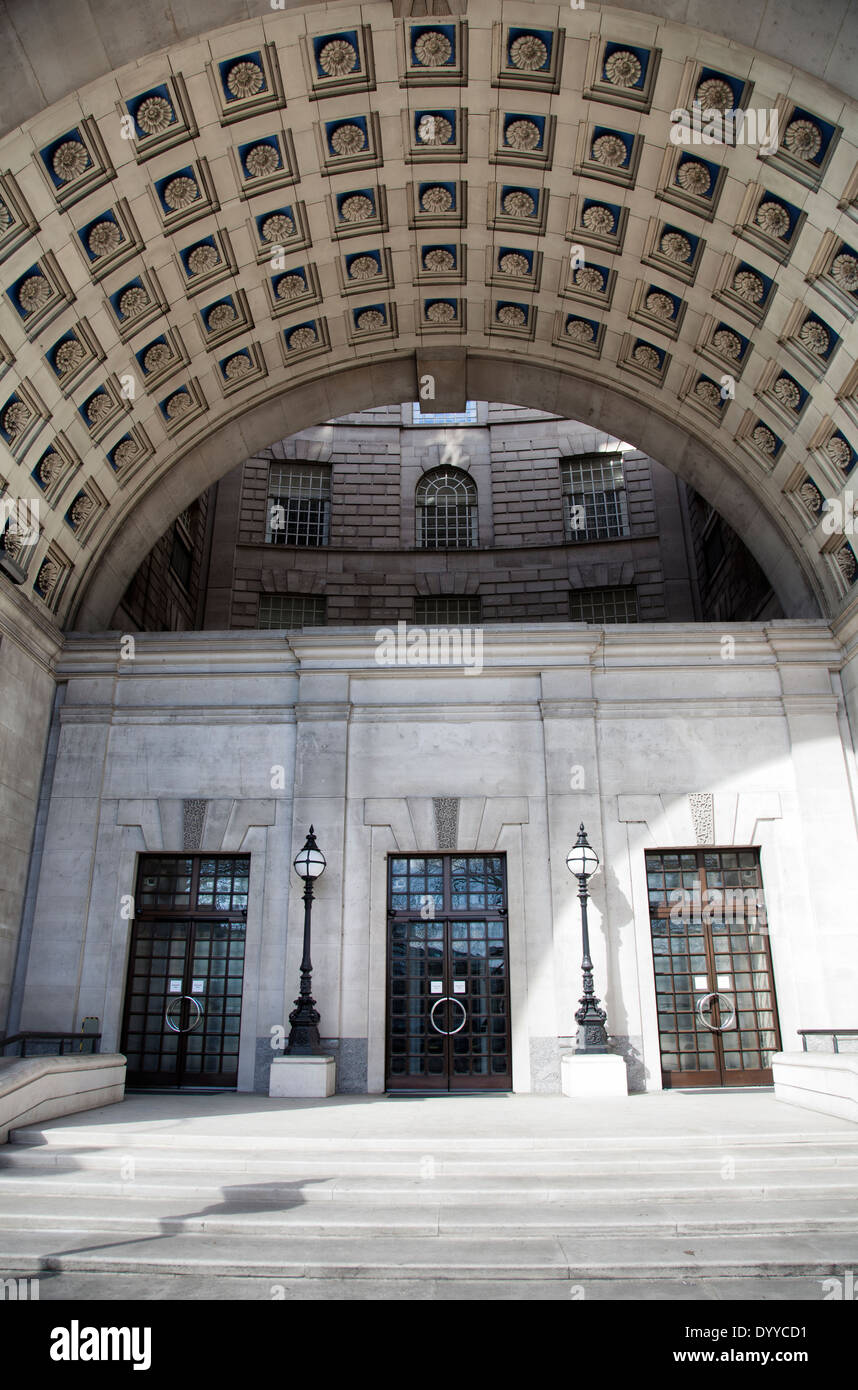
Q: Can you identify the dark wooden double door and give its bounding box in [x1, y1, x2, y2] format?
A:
[647, 849, 781, 1087]
[386, 854, 511, 1091]
[121, 855, 249, 1088]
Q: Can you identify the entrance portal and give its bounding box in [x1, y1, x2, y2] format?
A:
[647, 849, 781, 1087]
[386, 855, 511, 1091]
[121, 855, 249, 1088]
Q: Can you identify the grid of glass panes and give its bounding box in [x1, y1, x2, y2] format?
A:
[561, 455, 630, 541]
[122, 920, 189, 1074]
[138, 858, 194, 910]
[196, 858, 249, 912]
[412, 401, 478, 426]
[266, 464, 331, 545]
[181, 922, 245, 1078]
[257, 594, 327, 628]
[646, 849, 778, 1079]
[569, 586, 638, 622]
[389, 856, 445, 914]
[451, 856, 505, 910]
[389, 919, 445, 1077]
[416, 469, 477, 549]
[414, 595, 481, 624]
[450, 918, 509, 1077]
[702, 850, 777, 1072]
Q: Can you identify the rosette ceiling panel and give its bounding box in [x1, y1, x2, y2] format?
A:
[1, 0, 858, 626]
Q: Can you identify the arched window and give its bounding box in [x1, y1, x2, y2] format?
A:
[416, 467, 477, 549]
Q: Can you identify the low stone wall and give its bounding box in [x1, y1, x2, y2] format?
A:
[0, 1053, 126, 1143]
[773, 1051, 858, 1125]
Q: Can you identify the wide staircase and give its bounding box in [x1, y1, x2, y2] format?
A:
[0, 1092, 856, 1297]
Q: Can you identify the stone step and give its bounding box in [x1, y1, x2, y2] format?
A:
[0, 1191, 855, 1239]
[1, 1162, 856, 1203]
[0, 1227, 854, 1280]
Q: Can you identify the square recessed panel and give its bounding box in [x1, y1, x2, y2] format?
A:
[491, 24, 563, 92]
[36, 117, 114, 209]
[781, 309, 841, 379]
[410, 180, 468, 230]
[489, 111, 554, 169]
[488, 183, 547, 234]
[552, 312, 605, 357]
[737, 413, 784, 468]
[108, 271, 168, 344]
[302, 27, 375, 98]
[713, 257, 776, 326]
[176, 231, 236, 297]
[316, 114, 382, 175]
[122, 78, 197, 161]
[619, 335, 670, 385]
[805, 233, 858, 320]
[628, 282, 687, 339]
[279, 319, 332, 365]
[656, 150, 727, 220]
[338, 247, 395, 295]
[152, 161, 218, 232]
[575, 125, 642, 187]
[234, 133, 298, 198]
[198, 291, 253, 349]
[328, 186, 388, 240]
[398, 22, 467, 85]
[682, 371, 729, 421]
[583, 38, 661, 111]
[207, 44, 285, 124]
[404, 108, 467, 161]
[6, 253, 73, 337]
[765, 101, 841, 190]
[0, 172, 39, 264]
[567, 196, 629, 254]
[734, 185, 805, 263]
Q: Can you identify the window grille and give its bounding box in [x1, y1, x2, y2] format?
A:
[569, 586, 638, 622]
[412, 401, 478, 426]
[414, 595, 482, 624]
[257, 594, 327, 628]
[561, 454, 630, 541]
[266, 464, 331, 546]
[416, 467, 477, 549]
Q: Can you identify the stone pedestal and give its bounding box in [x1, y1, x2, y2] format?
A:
[269, 1055, 336, 1098]
[561, 1052, 628, 1098]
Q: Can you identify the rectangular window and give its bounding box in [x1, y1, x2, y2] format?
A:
[169, 530, 192, 589]
[561, 454, 630, 541]
[257, 594, 327, 628]
[569, 586, 638, 622]
[414, 595, 481, 624]
[266, 464, 331, 546]
[412, 401, 478, 426]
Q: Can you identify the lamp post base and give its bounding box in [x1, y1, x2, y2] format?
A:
[269, 1054, 337, 1098]
[561, 1052, 628, 1098]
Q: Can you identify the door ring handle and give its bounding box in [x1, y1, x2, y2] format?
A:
[429, 996, 467, 1036]
[696, 991, 736, 1033]
[165, 995, 203, 1034]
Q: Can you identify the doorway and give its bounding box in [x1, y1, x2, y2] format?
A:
[386, 854, 511, 1091]
[120, 855, 249, 1088]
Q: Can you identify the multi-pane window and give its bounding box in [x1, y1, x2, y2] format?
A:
[561, 454, 630, 541]
[569, 586, 638, 622]
[257, 594, 327, 628]
[414, 595, 481, 624]
[169, 530, 192, 589]
[266, 464, 330, 546]
[412, 401, 478, 426]
[416, 467, 477, 549]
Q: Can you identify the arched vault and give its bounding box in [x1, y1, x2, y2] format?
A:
[1, 0, 857, 628]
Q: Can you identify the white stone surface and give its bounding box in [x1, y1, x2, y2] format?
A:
[561, 1052, 629, 1098]
[773, 1051, 858, 1125]
[269, 1055, 336, 1098]
[0, 1053, 125, 1143]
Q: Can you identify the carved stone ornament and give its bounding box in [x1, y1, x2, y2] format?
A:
[591, 134, 627, 168]
[244, 144, 280, 178]
[660, 230, 691, 262]
[497, 304, 526, 326]
[799, 319, 830, 355]
[36, 559, 60, 596]
[165, 390, 192, 418]
[206, 303, 237, 332]
[136, 95, 174, 135]
[418, 114, 453, 146]
[783, 118, 822, 161]
[694, 380, 721, 408]
[88, 221, 122, 258]
[3, 400, 32, 437]
[52, 140, 89, 182]
[632, 343, 660, 370]
[86, 392, 113, 424]
[500, 252, 530, 277]
[422, 185, 454, 213]
[604, 50, 641, 88]
[187, 244, 220, 275]
[0, 201, 11, 233]
[143, 343, 173, 374]
[826, 435, 852, 469]
[55, 339, 86, 374]
[565, 319, 595, 343]
[70, 494, 94, 527]
[583, 204, 614, 234]
[502, 189, 534, 217]
[755, 201, 790, 238]
[505, 119, 540, 151]
[340, 194, 374, 222]
[288, 326, 317, 350]
[414, 31, 452, 67]
[688, 792, 715, 846]
[646, 291, 675, 320]
[575, 266, 604, 292]
[423, 248, 455, 270]
[18, 275, 51, 314]
[119, 285, 149, 317]
[798, 481, 823, 513]
[426, 301, 456, 322]
[349, 255, 380, 279]
[330, 124, 366, 156]
[676, 160, 710, 195]
[318, 40, 358, 78]
[752, 424, 776, 453]
[223, 353, 252, 379]
[275, 273, 307, 300]
[356, 309, 385, 330]
[772, 375, 801, 409]
[831, 253, 858, 292]
[261, 213, 294, 243]
[509, 34, 548, 71]
[39, 450, 61, 484]
[164, 176, 199, 209]
[836, 545, 858, 581]
[226, 61, 265, 99]
[712, 329, 742, 358]
[732, 269, 764, 303]
[113, 439, 139, 469]
[695, 78, 734, 112]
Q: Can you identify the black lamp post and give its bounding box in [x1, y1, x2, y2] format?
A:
[566, 823, 611, 1054]
[286, 826, 327, 1055]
